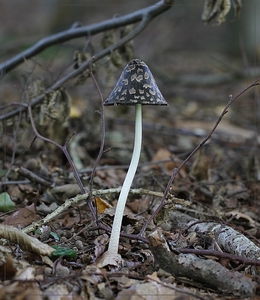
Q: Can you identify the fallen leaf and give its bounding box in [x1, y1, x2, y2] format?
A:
[15, 266, 35, 280]
[116, 280, 178, 300]
[94, 234, 109, 258]
[81, 265, 103, 285]
[151, 148, 176, 174]
[190, 148, 210, 181]
[0, 225, 55, 256]
[46, 184, 81, 203]
[0, 252, 17, 280]
[3, 203, 39, 228]
[0, 192, 15, 212]
[151, 148, 186, 176]
[96, 250, 122, 268]
[95, 196, 112, 214]
[37, 202, 58, 214]
[43, 283, 69, 300]
[225, 210, 257, 228]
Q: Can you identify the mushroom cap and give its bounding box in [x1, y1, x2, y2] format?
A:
[104, 59, 168, 106]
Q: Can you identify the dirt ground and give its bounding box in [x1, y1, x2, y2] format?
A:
[1, 1, 260, 299]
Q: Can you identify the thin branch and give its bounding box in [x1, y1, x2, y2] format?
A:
[0, 2, 173, 121]
[1, 158, 177, 187]
[22, 187, 171, 234]
[87, 65, 106, 222]
[147, 228, 256, 297]
[27, 102, 97, 218]
[15, 166, 52, 187]
[139, 78, 260, 236]
[0, 1, 172, 75]
[88, 67, 106, 196]
[175, 248, 260, 266]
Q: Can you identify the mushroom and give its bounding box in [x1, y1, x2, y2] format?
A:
[98, 59, 168, 267]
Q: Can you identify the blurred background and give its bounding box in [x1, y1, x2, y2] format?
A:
[0, 0, 260, 172]
[1, 0, 259, 58]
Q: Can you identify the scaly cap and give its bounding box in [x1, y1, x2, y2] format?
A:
[104, 59, 168, 106]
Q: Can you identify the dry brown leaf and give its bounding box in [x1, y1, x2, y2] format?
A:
[0, 252, 17, 280]
[151, 148, 186, 177]
[96, 168, 126, 188]
[37, 202, 58, 214]
[190, 148, 210, 181]
[94, 234, 109, 258]
[116, 280, 178, 300]
[61, 212, 80, 227]
[3, 203, 39, 228]
[0, 225, 55, 256]
[0, 245, 31, 282]
[151, 148, 175, 172]
[202, 0, 231, 25]
[111, 275, 138, 288]
[15, 266, 35, 280]
[1, 282, 42, 300]
[43, 283, 69, 300]
[46, 184, 81, 202]
[15, 283, 42, 300]
[41, 255, 54, 268]
[95, 196, 112, 214]
[96, 250, 122, 268]
[81, 265, 103, 285]
[225, 210, 258, 228]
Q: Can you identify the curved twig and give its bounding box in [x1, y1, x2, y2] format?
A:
[0, 0, 172, 75]
[139, 78, 260, 236]
[22, 187, 169, 235]
[0, 1, 173, 121]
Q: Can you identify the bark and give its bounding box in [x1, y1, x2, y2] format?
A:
[147, 228, 257, 297]
[170, 211, 260, 260]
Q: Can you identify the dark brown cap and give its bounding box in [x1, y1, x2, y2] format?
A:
[104, 59, 168, 106]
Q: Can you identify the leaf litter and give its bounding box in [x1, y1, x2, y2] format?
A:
[1, 15, 260, 300]
[1, 67, 260, 299]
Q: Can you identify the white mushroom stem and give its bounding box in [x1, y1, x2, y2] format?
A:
[107, 103, 142, 255]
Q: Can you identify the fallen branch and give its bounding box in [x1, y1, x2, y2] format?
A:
[140, 78, 260, 235]
[175, 248, 260, 267]
[0, 1, 172, 74]
[147, 228, 257, 297]
[170, 210, 260, 261]
[22, 187, 183, 234]
[15, 166, 52, 187]
[188, 220, 260, 259]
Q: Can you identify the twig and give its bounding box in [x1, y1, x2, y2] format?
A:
[186, 220, 260, 260]
[15, 166, 52, 187]
[0, 1, 173, 121]
[88, 65, 106, 222]
[26, 102, 97, 219]
[139, 78, 260, 236]
[147, 228, 257, 297]
[146, 274, 207, 300]
[175, 248, 260, 267]
[0, 1, 172, 75]
[21, 187, 173, 234]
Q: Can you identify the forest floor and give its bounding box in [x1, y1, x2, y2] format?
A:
[1, 43, 260, 300]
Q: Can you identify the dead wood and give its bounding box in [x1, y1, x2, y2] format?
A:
[147, 228, 257, 297]
[170, 210, 260, 260]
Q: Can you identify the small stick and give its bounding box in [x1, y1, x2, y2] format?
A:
[139, 78, 260, 236]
